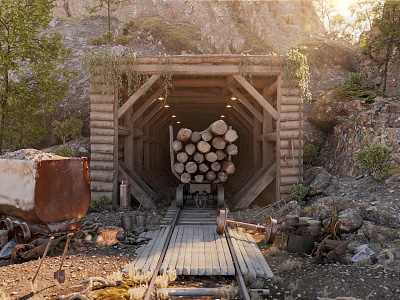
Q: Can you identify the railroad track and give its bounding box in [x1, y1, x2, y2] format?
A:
[135, 201, 260, 300]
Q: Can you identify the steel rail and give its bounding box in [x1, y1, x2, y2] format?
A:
[224, 228, 251, 300]
[143, 206, 181, 300]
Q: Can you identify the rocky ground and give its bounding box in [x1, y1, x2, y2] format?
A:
[0, 173, 399, 300]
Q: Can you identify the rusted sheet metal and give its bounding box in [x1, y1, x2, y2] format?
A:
[0, 157, 90, 232]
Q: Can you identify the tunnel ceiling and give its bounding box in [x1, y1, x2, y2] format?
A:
[132, 75, 278, 133]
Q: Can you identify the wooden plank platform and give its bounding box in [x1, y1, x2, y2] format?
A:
[124, 224, 273, 279]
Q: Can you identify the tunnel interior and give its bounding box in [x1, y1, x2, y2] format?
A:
[118, 72, 280, 207]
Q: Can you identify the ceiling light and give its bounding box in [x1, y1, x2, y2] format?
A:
[164, 103, 170, 108]
[226, 103, 232, 108]
[231, 95, 237, 100]
[172, 114, 176, 118]
[220, 114, 225, 118]
[158, 96, 165, 100]
[177, 121, 181, 124]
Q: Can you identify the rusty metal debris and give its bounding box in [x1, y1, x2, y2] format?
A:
[314, 235, 352, 264]
[31, 236, 54, 293]
[216, 208, 277, 243]
[54, 233, 74, 284]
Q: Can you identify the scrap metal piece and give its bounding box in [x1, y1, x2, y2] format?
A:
[15, 222, 31, 244]
[31, 236, 54, 293]
[0, 218, 14, 240]
[54, 233, 73, 284]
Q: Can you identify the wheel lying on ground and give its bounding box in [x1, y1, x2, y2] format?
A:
[0, 217, 14, 241]
[216, 208, 228, 235]
[14, 222, 31, 244]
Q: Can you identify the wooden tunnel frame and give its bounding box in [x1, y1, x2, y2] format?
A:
[89, 55, 304, 210]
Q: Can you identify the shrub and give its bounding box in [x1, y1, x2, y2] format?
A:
[342, 72, 363, 86]
[52, 117, 83, 144]
[89, 31, 113, 46]
[289, 183, 309, 202]
[53, 145, 75, 157]
[354, 143, 391, 180]
[114, 35, 129, 45]
[90, 195, 111, 211]
[303, 144, 320, 165]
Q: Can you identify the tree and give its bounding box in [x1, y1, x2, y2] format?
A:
[364, 0, 400, 93]
[0, 0, 72, 153]
[311, 0, 337, 32]
[348, 0, 383, 42]
[88, 0, 124, 34]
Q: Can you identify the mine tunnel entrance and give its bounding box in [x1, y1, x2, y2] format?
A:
[89, 55, 303, 210]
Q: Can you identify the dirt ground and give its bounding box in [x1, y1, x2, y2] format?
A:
[0, 204, 399, 300]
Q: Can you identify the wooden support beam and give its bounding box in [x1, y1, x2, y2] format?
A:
[117, 74, 160, 119]
[118, 125, 131, 136]
[142, 101, 164, 125]
[132, 87, 164, 122]
[275, 74, 282, 201]
[232, 75, 278, 120]
[227, 85, 263, 122]
[234, 163, 276, 209]
[263, 79, 278, 97]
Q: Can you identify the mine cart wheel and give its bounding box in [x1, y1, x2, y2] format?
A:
[15, 222, 31, 244]
[176, 184, 184, 208]
[216, 208, 228, 235]
[216, 184, 224, 208]
[0, 218, 14, 241]
[264, 216, 278, 243]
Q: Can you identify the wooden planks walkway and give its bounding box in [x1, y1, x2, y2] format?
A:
[124, 224, 273, 279]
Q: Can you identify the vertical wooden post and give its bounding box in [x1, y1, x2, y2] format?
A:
[134, 116, 144, 177]
[124, 107, 134, 170]
[113, 91, 119, 209]
[275, 74, 282, 201]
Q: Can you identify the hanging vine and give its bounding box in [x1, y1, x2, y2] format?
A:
[157, 53, 173, 100]
[284, 48, 312, 102]
[83, 51, 152, 104]
[238, 53, 253, 84]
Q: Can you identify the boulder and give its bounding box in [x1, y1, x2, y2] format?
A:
[309, 173, 332, 195]
[338, 208, 363, 234]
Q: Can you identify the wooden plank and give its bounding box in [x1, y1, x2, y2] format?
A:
[198, 227, 206, 276]
[147, 227, 171, 274]
[207, 227, 220, 275]
[233, 75, 278, 120]
[213, 228, 228, 275]
[202, 227, 213, 275]
[117, 74, 160, 119]
[160, 226, 179, 274]
[235, 229, 264, 278]
[183, 226, 194, 275]
[167, 226, 184, 273]
[219, 230, 235, 275]
[133, 230, 162, 273]
[190, 227, 200, 275]
[234, 163, 276, 209]
[176, 226, 189, 275]
[240, 230, 273, 279]
[226, 227, 249, 275]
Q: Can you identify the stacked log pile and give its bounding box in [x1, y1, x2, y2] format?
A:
[172, 120, 238, 184]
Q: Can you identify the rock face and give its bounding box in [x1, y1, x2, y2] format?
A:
[53, 0, 324, 55]
[324, 97, 400, 177]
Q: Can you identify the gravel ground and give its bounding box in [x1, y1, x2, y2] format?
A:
[0, 175, 399, 300]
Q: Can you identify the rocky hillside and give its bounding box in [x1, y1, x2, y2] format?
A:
[47, 0, 399, 186]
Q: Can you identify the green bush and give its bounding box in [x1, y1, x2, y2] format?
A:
[53, 145, 75, 157]
[90, 195, 111, 211]
[303, 144, 320, 165]
[114, 35, 129, 45]
[354, 143, 391, 180]
[289, 183, 310, 202]
[342, 72, 363, 86]
[89, 31, 113, 46]
[52, 117, 83, 144]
